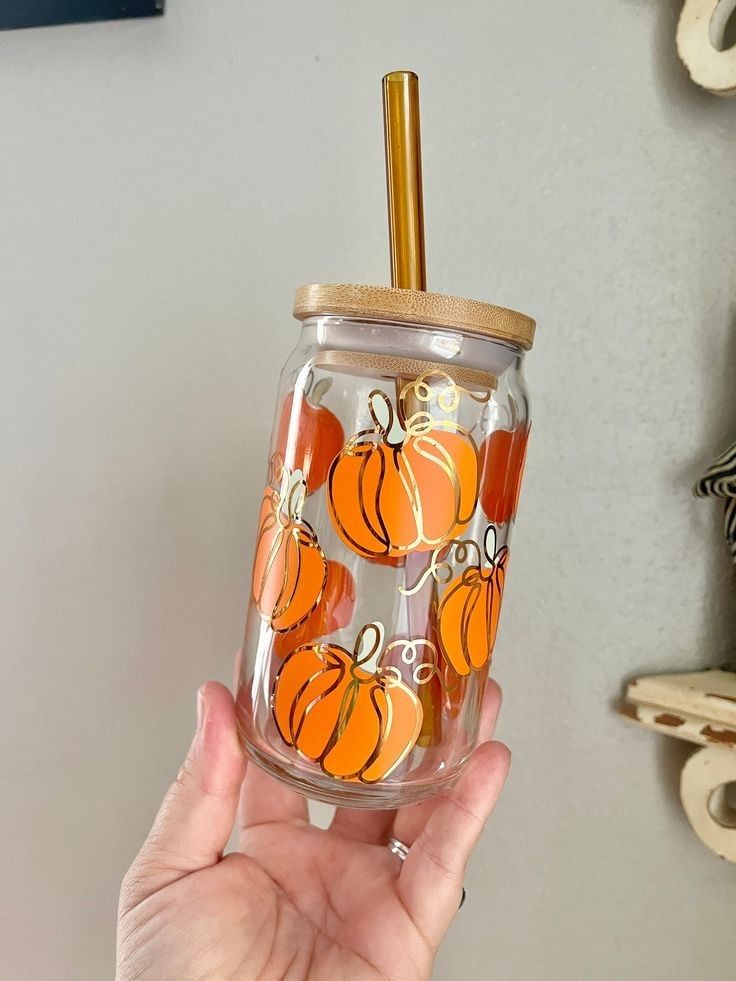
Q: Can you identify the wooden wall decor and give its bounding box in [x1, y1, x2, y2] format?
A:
[621, 669, 736, 862]
[677, 0, 736, 95]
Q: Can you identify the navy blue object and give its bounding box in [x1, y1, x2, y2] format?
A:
[0, 1, 164, 30]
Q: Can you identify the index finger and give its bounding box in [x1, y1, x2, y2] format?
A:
[397, 739, 511, 943]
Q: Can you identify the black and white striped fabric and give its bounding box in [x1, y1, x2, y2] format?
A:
[694, 441, 736, 569]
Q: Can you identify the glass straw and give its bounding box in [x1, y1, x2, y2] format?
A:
[383, 71, 442, 745]
[382, 71, 426, 291]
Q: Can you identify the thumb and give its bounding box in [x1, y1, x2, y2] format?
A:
[120, 681, 247, 912]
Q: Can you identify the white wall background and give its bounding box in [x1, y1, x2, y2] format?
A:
[2, 1, 736, 978]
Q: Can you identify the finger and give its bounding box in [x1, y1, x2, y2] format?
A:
[238, 760, 309, 834]
[476, 678, 503, 745]
[330, 807, 396, 844]
[232, 647, 243, 691]
[392, 679, 502, 847]
[398, 740, 510, 942]
[120, 682, 246, 912]
[235, 682, 309, 832]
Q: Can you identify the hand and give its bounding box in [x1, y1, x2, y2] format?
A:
[117, 678, 510, 980]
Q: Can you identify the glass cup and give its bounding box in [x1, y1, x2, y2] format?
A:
[236, 284, 535, 808]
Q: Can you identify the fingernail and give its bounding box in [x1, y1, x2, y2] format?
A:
[196, 685, 207, 732]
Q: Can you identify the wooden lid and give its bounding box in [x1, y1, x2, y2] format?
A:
[312, 350, 497, 392]
[293, 283, 536, 351]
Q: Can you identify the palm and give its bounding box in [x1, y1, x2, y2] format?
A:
[118, 682, 508, 980]
[239, 820, 432, 978]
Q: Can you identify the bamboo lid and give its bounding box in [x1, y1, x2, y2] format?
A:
[293, 283, 536, 351]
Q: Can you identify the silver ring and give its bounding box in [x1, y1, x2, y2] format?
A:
[387, 837, 466, 908]
[387, 837, 410, 862]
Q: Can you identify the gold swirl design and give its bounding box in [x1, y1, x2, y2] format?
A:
[398, 537, 483, 595]
[398, 370, 491, 416]
[380, 636, 441, 687]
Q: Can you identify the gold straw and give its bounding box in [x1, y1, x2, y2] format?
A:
[382, 71, 426, 291]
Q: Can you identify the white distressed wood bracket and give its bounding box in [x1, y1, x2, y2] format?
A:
[621, 668, 736, 861]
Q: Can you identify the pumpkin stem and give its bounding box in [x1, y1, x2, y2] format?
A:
[276, 464, 291, 503]
[482, 524, 509, 570]
[284, 469, 307, 520]
[482, 524, 498, 565]
[310, 376, 332, 407]
[353, 621, 385, 669]
[369, 390, 406, 447]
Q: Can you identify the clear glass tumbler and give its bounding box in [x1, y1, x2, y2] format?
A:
[236, 284, 535, 808]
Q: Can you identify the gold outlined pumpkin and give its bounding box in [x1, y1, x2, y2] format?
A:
[437, 526, 509, 676]
[252, 456, 327, 633]
[272, 622, 425, 783]
[400, 524, 509, 678]
[327, 374, 481, 558]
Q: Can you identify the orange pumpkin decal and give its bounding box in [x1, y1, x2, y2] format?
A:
[272, 623, 424, 782]
[437, 526, 509, 677]
[273, 559, 356, 657]
[327, 382, 479, 558]
[275, 378, 345, 493]
[478, 424, 529, 524]
[252, 457, 327, 632]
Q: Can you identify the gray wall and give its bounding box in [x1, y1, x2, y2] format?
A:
[2, 1, 735, 978]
